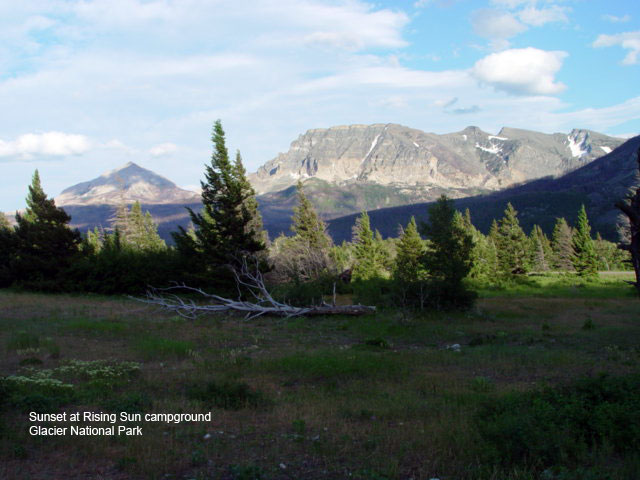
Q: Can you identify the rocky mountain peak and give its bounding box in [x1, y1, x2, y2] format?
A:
[56, 162, 200, 206]
[249, 124, 626, 196]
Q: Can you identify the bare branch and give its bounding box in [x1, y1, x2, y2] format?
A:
[132, 259, 375, 318]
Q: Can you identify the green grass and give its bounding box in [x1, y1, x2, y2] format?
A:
[475, 271, 637, 299]
[0, 275, 639, 479]
[132, 335, 194, 360]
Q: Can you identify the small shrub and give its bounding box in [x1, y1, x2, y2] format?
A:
[103, 392, 152, 414]
[1, 376, 75, 412]
[7, 331, 39, 351]
[292, 419, 306, 435]
[471, 376, 496, 393]
[582, 318, 595, 330]
[186, 380, 269, 410]
[475, 373, 640, 470]
[364, 337, 390, 349]
[134, 336, 193, 359]
[18, 357, 43, 366]
[229, 463, 266, 480]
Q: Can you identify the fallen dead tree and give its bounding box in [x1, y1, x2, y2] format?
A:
[134, 259, 375, 319]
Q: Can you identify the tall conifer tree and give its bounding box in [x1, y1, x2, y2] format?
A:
[12, 170, 81, 290]
[571, 205, 598, 277]
[352, 211, 386, 281]
[419, 196, 475, 308]
[494, 203, 529, 275]
[551, 217, 574, 271]
[173, 120, 266, 278]
[271, 181, 333, 282]
[394, 216, 424, 283]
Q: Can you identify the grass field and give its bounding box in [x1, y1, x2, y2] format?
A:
[1, 273, 639, 479]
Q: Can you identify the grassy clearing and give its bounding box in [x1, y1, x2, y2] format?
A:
[0, 274, 639, 479]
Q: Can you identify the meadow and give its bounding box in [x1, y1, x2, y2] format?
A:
[1, 273, 639, 480]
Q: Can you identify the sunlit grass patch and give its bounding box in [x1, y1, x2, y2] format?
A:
[259, 349, 409, 384]
[65, 318, 128, 335]
[132, 335, 194, 360]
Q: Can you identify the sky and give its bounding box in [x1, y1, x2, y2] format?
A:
[1, 0, 639, 211]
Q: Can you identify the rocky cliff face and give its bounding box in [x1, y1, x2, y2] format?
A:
[250, 124, 624, 195]
[55, 162, 200, 206]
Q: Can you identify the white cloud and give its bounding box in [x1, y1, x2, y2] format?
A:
[149, 143, 178, 157]
[471, 9, 527, 46]
[602, 14, 631, 24]
[0, 132, 91, 159]
[472, 47, 567, 95]
[490, 0, 529, 8]
[593, 31, 640, 65]
[518, 6, 569, 27]
[609, 132, 638, 139]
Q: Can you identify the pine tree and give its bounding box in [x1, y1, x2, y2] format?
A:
[530, 225, 551, 272]
[352, 211, 386, 281]
[593, 233, 630, 271]
[290, 181, 331, 251]
[420, 199, 474, 284]
[462, 209, 495, 279]
[493, 203, 529, 275]
[12, 170, 81, 290]
[172, 120, 266, 277]
[125, 202, 166, 251]
[394, 216, 425, 283]
[271, 181, 333, 282]
[551, 217, 574, 271]
[571, 205, 598, 277]
[419, 196, 475, 308]
[0, 212, 10, 230]
[85, 227, 104, 253]
[0, 212, 15, 287]
[234, 151, 267, 247]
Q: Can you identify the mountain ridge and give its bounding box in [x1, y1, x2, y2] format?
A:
[250, 124, 624, 198]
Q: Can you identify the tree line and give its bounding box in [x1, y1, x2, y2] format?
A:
[0, 121, 633, 307]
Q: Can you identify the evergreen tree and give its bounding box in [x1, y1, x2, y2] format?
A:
[530, 225, 552, 272]
[394, 216, 424, 283]
[462, 209, 496, 279]
[0, 212, 15, 287]
[571, 205, 598, 277]
[124, 202, 166, 251]
[419, 196, 475, 308]
[290, 181, 331, 251]
[12, 170, 81, 290]
[172, 120, 266, 279]
[352, 211, 386, 281]
[271, 181, 333, 282]
[493, 203, 529, 275]
[593, 233, 631, 271]
[420, 199, 474, 284]
[551, 217, 574, 272]
[0, 211, 10, 230]
[234, 151, 267, 247]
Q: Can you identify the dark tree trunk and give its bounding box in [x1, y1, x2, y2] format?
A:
[615, 147, 640, 297]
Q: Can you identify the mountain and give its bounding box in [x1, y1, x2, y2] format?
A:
[326, 135, 640, 243]
[55, 162, 199, 206]
[251, 124, 624, 235]
[251, 124, 623, 197]
[2, 126, 633, 243]
[51, 162, 201, 239]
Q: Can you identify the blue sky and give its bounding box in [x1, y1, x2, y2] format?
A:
[1, 0, 638, 211]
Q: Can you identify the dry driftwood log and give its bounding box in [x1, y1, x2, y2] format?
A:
[135, 259, 375, 319]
